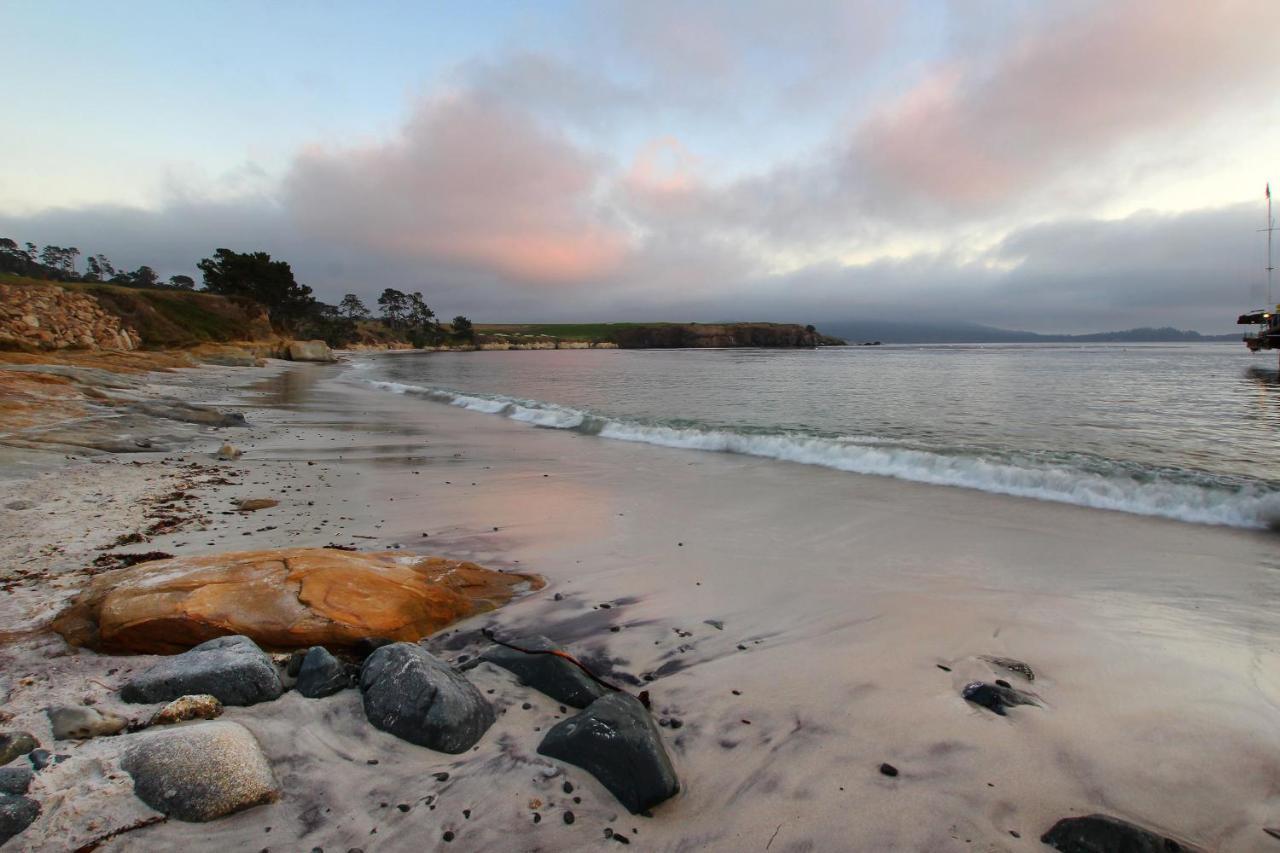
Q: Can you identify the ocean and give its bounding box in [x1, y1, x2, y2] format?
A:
[351, 343, 1280, 530]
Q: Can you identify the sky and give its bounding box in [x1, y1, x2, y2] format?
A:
[3, 0, 1279, 333]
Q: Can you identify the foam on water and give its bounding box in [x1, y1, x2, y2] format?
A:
[363, 379, 1280, 530]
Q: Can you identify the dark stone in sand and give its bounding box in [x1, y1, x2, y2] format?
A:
[1041, 813, 1196, 852]
[27, 749, 67, 771]
[982, 656, 1035, 681]
[0, 733, 37, 766]
[0, 794, 40, 845]
[0, 767, 32, 795]
[962, 681, 1039, 716]
[480, 635, 610, 710]
[360, 643, 495, 753]
[537, 692, 678, 814]
[879, 763, 899, 777]
[121, 635, 284, 707]
[287, 649, 308, 678]
[295, 646, 350, 698]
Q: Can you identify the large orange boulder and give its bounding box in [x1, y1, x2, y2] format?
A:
[53, 548, 544, 654]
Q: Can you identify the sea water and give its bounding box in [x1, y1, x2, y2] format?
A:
[353, 343, 1280, 529]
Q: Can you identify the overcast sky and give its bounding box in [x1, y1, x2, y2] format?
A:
[3, 0, 1278, 332]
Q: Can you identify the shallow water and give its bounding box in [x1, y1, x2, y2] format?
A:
[356, 343, 1280, 529]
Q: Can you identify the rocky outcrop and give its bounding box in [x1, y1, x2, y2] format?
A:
[0, 282, 140, 351]
[120, 635, 284, 706]
[121, 721, 279, 822]
[360, 643, 495, 753]
[286, 339, 336, 362]
[53, 548, 544, 654]
[537, 692, 679, 813]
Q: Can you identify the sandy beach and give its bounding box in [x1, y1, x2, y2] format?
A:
[1, 355, 1278, 851]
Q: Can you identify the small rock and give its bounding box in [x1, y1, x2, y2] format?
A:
[563, 810, 575, 824]
[287, 649, 309, 677]
[480, 635, 610, 710]
[1041, 813, 1197, 852]
[4, 500, 33, 511]
[981, 656, 1035, 681]
[28, 750, 67, 771]
[235, 498, 279, 512]
[0, 794, 40, 846]
[121, 635, 284, 707]
[149, 694, 224, 726]
[537, 693, 678, 814]
[47, 705, 127, 740]
[360, 643, 495, 753]
[0, 732, 37, 766]
[121, 721, 279, 822]
[0, 767, 33, 795]
[295, 647, 351, 698]
[961, 681, 1039, 716]
[879, 763, 899, 777]
[216, 443, 242, 461]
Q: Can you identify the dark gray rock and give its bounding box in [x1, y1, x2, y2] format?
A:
[286, 649, 308, 678]
[537, 692, 679, 814]
[961, 681, 1039, 716]
[0, 732, 37, 766]
[359, 643, 494, 754]
[0, 794, 40, 845]
[981, 656, 1036, 681]
[121, 635, 284, 707]
[47, 705, 128, 740]
[28, 749, 67, 771]
[1041, 813, 1197, 852]
[0, 766, 32, 795]
[480, 635, 610, 709]
[295, 646, 350, 698]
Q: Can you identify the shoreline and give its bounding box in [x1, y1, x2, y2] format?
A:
[1, 355, 1278, 850]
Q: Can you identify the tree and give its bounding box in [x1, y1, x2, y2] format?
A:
[23, 243, 37, 262]
[84, 256, 102, 281]
[197, 248, 315, 327]
[406, 292, 435, 329]
[451, 316, 474, 339]
[95, 254, 115, 280]
[377, 288, 407, 328]
[168, 274, 195, 290]
[130, 265, 159, 287]
[338, 293, 370, 320]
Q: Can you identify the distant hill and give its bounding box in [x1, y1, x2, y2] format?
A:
[821, 319, 1238, 344]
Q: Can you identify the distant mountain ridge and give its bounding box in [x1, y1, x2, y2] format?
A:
[821, 319, 1238, 344]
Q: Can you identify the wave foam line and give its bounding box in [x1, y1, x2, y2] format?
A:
[364, 379, 1280, 530]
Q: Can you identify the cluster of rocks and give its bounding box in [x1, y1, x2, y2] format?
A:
[0, 282, 140, 351]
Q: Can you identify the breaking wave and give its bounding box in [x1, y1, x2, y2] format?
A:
[363, 379, 1280, 530]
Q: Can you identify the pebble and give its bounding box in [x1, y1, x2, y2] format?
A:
[563, 811, 575, 825]
[879, 763, 899, 777]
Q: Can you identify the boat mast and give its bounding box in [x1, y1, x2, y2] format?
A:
[1264, 183, 1275, 305]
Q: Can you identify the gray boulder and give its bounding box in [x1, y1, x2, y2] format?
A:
[537, 692, 679, 814]
[1041, 813, 1197, 852]
[295, 646, 350, 698]
[0, 794, 39, 846]
[287, 340, 336, 362]
[121, 635, 283, 707]
[47, 705, 128, 740]
[0, 767, 32, 795]
[359, 643, 494, 753]
[480, 635, 610, 709]
[121, 721, 279, 822]
[961, 681, 1039, 716]
[0, 732, 37, 766]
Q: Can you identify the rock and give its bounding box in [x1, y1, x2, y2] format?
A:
[235, 498, 278, 512]
[47, 705, 127, 740]
[287, 340, 336, 362]
[961, 681, 1040, 716]
[27, 750, 66, 771]
[537, 692, 679, 814]
[0, 794, 40, 846]
[479, 635, 611, 709]
[149, 695, 224, 726]
[1041, 813, 1198, 852]
[216, 443, 242, 460]
[54, 548, 543, 654]
[121, 721, 279, 822]
[120, 635, 284, 706]
[981, 656, 1036, 681]
[198, 346, 258, 367]
[4, 500, 33, 511]
[0, 766, 32, 795]
[0, 732, 37, 766]
[286, 649, 308, 677]
[295, 646, 350, 698]
[359, 643, 494, 753]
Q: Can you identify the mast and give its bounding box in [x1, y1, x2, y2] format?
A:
[1264, 183, 1275, 306]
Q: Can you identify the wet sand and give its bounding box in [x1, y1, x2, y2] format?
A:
[2, 358, 1279, 851]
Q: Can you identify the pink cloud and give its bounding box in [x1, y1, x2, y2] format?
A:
[283, 94, 628, 284]
[856, 0, 1279, 209]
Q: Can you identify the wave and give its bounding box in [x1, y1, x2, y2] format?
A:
[362, 379, 1280, 530]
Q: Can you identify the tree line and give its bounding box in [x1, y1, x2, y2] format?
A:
[1, 236, 473, 348]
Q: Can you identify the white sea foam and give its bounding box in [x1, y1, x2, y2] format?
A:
[362, 379, 1280, 530]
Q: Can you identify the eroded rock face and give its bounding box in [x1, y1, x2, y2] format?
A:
[121, 721, 279, 822]
[480, 635, 611, 709]
[360, 643, 495, 753]
[53, 548, 543, 654]
[121, 636, 283, 707]
[537, 692, 679, 814]
[1041, 813, 1198, 852]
